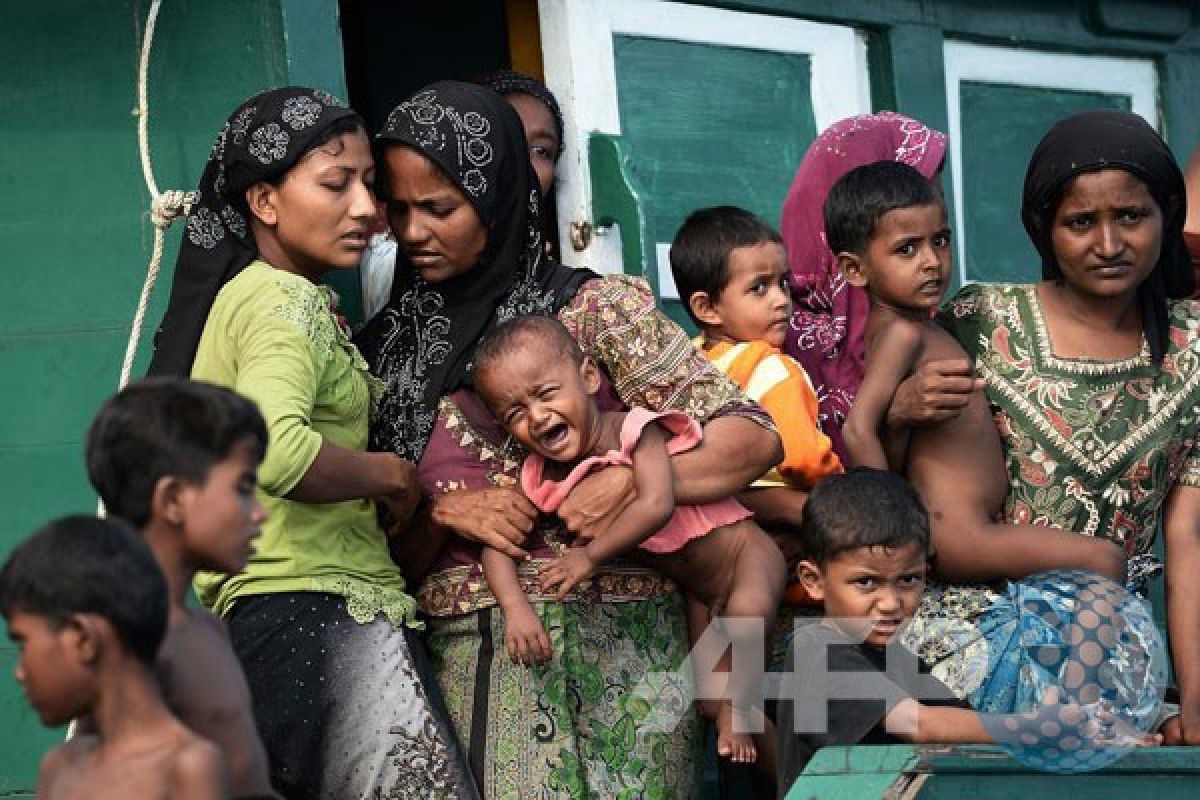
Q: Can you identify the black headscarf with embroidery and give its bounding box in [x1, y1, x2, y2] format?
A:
[1022, 109, 1194, 365]
[355, 81, 594, 461]
[147, 87, 362, 377]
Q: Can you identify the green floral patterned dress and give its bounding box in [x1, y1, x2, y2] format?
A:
[903, 282, 1200, 700]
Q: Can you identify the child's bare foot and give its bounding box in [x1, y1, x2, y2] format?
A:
[716, 700, 757, 764]
[503, 604, 553, 666]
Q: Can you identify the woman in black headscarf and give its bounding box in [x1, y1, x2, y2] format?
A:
[893, 110, 1200, 741]
[356, 81, 783, 796]
[149, 87, 478, 799]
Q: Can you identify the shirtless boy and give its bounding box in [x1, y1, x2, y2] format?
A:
[86, 379, 276, 799]
[836, 161, 1124, 583]
[1, 515, 225, 799]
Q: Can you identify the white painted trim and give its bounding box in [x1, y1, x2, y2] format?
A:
[539, 0, 869, 274]
[943, 40, 1159, 285]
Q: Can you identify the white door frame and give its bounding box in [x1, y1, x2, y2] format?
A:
[942, 40, 1159, 285]
[539, 0, 871, 274]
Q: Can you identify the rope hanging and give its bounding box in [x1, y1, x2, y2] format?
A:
[119, 0, 197, 391]
[95, 1, 194, 524]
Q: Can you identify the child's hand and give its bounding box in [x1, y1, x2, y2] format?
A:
[540, 548, 597, 601]
[503, 604, 553, 666]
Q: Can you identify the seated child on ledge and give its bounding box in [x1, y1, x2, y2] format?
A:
[472, 314, 786, 765]
[0, 515, 226, 799]
[776, 469, 988, 791]
[670, 205, 842, 599]
[832, 161, 1124, 585]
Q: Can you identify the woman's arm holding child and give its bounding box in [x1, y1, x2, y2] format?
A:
[843, 321, 922, 470]
[1163, 484, 1200, 744]
[541, 424, 675, 600]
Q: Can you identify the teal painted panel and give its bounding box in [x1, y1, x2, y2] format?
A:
[0, 331, 128, 447]
[959, 82, 1130, 284]
[0, 446, 97, 546]
[612, 34, 818, 321]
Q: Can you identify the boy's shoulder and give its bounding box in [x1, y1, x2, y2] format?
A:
[37, 726, 222, 799]
[158, 609, 248, 713]
[37, 735, 93, 790]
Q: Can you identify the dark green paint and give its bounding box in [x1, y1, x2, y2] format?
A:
[611, 33, 817, 328]
[960, 82, 1129, 284]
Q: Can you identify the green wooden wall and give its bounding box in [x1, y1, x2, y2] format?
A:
[613, 34, 817, 324]
[0, 1, 345, 793]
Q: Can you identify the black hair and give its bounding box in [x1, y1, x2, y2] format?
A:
[799, 468, 930, 565]
[473, 315, 584, 392]
[85, 378, 268, 528]
[0, 515, 168, 667]
[823, 161, 941, 256]
[669, 206, 783, 326]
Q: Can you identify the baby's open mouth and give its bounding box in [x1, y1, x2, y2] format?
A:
[537, 423, 569, 451]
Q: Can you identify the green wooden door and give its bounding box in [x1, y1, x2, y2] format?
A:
[540, 0, 870, 329]
[611, 34, 818, 326]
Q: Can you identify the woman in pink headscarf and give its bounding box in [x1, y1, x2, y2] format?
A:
[781, 112, 947, 460]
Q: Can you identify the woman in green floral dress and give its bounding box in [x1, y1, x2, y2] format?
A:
[896, 111, 1200, 742]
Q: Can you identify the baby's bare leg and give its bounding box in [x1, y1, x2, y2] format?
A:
[676, 522, 786, 764]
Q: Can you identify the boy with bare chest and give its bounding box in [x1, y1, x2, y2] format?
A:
[835, 162, 1114, 582]
[86, 380, 276, 799]
[1, 516, 225, 800]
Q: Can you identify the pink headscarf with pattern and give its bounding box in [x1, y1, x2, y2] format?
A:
[781, 112, 947, 461]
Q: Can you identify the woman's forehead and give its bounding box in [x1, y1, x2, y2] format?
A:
[1058, 168, 1154, 206]
[384, 144, 460, 192]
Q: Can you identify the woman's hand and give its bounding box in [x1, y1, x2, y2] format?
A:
[887, 359, 985, 429]
[429, 487, 537, 560]
[557, 466, 636, 543]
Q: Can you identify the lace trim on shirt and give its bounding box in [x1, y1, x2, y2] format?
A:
[310, 575, 422, 628]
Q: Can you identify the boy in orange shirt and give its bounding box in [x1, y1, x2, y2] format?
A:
[670, 206, 841, 583]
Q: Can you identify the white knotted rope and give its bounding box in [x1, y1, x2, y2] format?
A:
[119, 0, 197, 391]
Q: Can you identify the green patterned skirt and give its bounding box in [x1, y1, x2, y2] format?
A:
[426, 592, 702, 800]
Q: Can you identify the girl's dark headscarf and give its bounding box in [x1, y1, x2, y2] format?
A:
[1021, 109, 1194, 365]
[355, 81, 594, 462]
[147, 87, 362, 377]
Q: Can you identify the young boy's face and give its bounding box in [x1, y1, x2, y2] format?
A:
[6, 610, 93, 727]
[696, 241, 792, 349]
[177, 437, 266, 575]
[845, 202, 951, 313]
[476, 339, 602, 464]
[800, 541, 927, 648]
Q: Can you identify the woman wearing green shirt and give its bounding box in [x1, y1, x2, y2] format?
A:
[148, 88, 477, 799]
